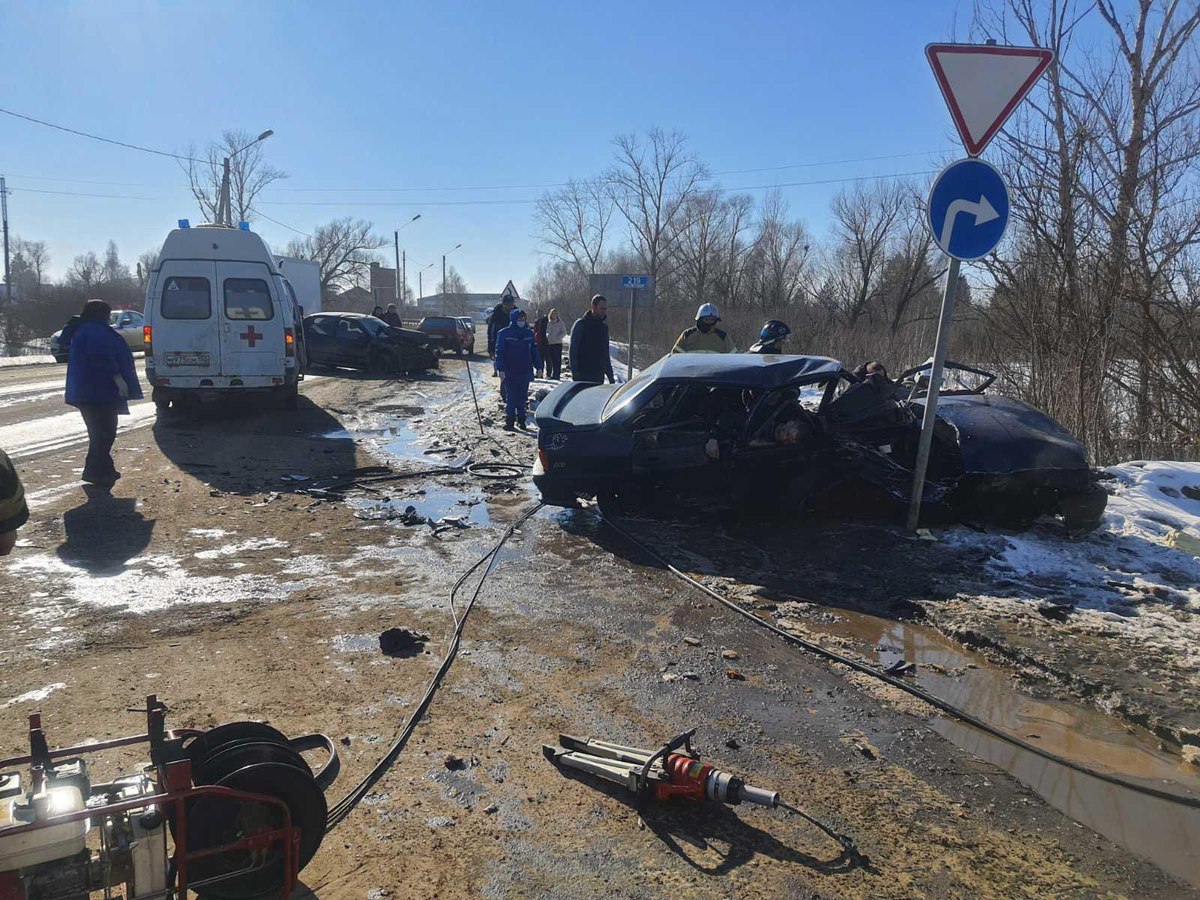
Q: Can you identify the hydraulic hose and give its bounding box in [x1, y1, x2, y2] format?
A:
[597, 510, 1200, 812]
[325, 501, 545, 830]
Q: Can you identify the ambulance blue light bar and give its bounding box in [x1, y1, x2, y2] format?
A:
[178, 219, 190, 228]
[238, 221, 250, 231]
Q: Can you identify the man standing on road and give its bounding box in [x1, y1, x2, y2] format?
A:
[488, 293, 517, 399]
[569, 295, 615, 384]
[381, 303, 403, 328]
[494, 309, 541, 431]
[64, 299, 143, 487]
[533, 309, 550, 378]
[0, 448, 29, 556]
[672, 303, 735, 354]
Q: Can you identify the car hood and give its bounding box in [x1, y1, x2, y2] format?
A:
[381, 327, 434, 345]
[918, 394, 1090, 474]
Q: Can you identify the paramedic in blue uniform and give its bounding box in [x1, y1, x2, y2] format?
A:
[493, 308, 541, 431]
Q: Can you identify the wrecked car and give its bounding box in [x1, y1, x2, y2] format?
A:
[303, 312, 439, 374]
[532, 353, 1108, 531]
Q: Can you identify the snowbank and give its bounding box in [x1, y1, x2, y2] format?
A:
[0, 354, 57, 368]
[947, 461, 1200, 676]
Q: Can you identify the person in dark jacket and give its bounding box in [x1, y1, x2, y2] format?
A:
[494, 308, 541, 431]
[0, 447, 28, 556]
[381, 303, 403, 328]
[533, 309, 550, 378]
[487, 293, 517, 398]
[568, 295, 615, 384]
[64, 299, 144, 487]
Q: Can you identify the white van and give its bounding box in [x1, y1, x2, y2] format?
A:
[144, 221, 308, 412]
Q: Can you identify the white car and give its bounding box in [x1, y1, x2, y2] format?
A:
[49, 310, 145, 363]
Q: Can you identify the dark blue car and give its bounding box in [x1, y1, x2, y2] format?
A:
[303, 312, 439, 374]
[532, 354, 1107, 530]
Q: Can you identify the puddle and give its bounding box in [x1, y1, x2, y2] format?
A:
[786, 605, 1200, 885]
[349, 486, 490, 528]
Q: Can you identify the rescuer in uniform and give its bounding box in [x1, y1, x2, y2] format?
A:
[672, 303, 735, 354]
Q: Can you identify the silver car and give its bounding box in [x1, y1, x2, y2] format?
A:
[50, 310, 145, 363]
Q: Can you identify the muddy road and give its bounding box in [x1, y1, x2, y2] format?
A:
[1, 358, 1197, 898]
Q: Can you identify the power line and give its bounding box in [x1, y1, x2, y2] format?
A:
[11, 187, 162, 201]
[254, 169, 939, 208]
[0, 107, 206, 163]
[249, 207, 311, 238]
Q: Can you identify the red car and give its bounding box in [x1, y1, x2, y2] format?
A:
[416, 316, 474, 355]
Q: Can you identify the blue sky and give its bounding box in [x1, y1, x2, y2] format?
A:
[2, 0, 970, 294]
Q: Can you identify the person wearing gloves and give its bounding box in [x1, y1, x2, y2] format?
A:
[672, 303, 735, 353]
[64, 299, 144, 487]
[493, 308, 542, 431]
[543, 308, 569, 380]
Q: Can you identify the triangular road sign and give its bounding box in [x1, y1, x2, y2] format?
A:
[499, 279, 520, 300]
[926, 43, 1054, 157]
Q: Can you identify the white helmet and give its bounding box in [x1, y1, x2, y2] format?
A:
[696, 303, 720, 321]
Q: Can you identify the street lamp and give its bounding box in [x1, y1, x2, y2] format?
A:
[442, 243, 462, 316]
[219, 129, 274, 226]
[394, 214, 421, 307]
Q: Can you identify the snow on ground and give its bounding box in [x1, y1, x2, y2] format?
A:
[947, 461, 1200, 676]
[0, 354, 57, 368]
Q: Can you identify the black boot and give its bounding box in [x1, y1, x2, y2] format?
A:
[517, 418, 527, 431]
[503, 417, 515, 432]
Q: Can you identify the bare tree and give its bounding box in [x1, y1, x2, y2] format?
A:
[136, 248, 161, 288]
[827, 180, 909, 325]
[67, 252, 103, 290]
[285, 219, 387, 300]
[606, 128, 711, 288]
[534, 178, 614, 276]
[438, 266, 470, 315]
[748, 189, 812, 312]
[184, 129, 287, 225]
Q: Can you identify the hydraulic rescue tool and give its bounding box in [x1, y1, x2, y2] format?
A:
[543, 728, 852, 849]
[0, 697, 338, 900]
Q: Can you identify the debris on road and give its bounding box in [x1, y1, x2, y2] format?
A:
[683, 636, 702, 646]
[721, 649, 740, 660]
[379, 627, 430, 657]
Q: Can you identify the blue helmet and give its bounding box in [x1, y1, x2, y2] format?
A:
[760, 320, 791, 343]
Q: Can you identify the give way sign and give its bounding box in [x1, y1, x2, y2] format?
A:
[926, 43, 1054, 157]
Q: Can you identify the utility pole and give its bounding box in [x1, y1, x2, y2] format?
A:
[402, 251, 406, 313]
[220, 157, 231, 226]
[1, 177, 10, 305]
[394, 231, 401, 304]
[442, 254, 447, 317]
[419, 271, 424, 300]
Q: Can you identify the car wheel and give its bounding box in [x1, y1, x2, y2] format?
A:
[1059, 484, 1107, 533]
[54, 354, 68, 364]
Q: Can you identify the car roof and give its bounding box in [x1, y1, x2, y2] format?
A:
[643, 353, 845, 388]
[305, 312, 371, 318]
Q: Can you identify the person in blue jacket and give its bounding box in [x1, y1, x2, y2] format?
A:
[493, 308, 541, 431]
[64, 299, 144, 487]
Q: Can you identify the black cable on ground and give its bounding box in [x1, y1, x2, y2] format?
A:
[467, 462, 528, 478]
[597, 510, 1200, 811]
[325, 501, 545, 830]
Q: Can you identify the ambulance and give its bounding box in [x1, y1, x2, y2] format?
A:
[143, 220, 307, 412]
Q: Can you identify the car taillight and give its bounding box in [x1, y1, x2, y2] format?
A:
[143, 325, 152, 353]
[538, 448, 551, 470]
[284, 327, 295, 358]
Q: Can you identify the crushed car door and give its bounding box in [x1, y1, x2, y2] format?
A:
[630, 385, 737, 475]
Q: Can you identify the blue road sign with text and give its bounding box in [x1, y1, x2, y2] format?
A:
[926, 158, 1010, 261]
[620, 275, 648, 289]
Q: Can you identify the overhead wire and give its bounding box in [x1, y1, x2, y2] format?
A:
[0, 106, 206, 163]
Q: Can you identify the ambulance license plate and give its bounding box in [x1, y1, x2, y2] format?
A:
[165, 352, 211, 367]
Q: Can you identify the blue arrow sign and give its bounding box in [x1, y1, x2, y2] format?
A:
[926, 158, 1010, 261]
[620, 275, 648, 289]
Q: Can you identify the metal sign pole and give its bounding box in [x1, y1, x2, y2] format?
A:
[906, 256, 961, 531]
[627, 288, 636, 381]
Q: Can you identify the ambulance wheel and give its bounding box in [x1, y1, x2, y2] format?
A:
[283, 384, 299, 411]
[152, 388, 173, 415]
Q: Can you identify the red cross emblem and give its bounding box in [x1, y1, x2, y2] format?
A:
[240, 326, 262, 347]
